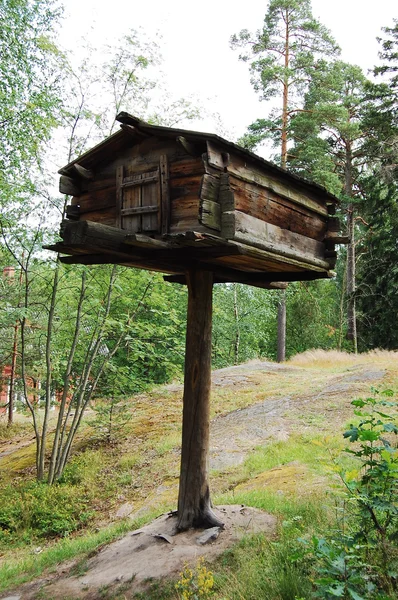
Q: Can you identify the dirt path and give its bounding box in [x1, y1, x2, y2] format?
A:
[1, 360, 387, 600]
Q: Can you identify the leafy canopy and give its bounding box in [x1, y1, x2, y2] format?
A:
[0, 0, 63, 183]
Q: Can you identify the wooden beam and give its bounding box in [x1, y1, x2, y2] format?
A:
[160, 154, 170, 235]
[221, 210, 330, 270]
[65, 205, 80, 220]
[121, 174, 158, 188]
[324, 232, 350, 244]
[164, 267, 330, 286]
[116, 165, 123, 228]
[123, 234, 171, 249]
[59, 254, 116, 265]
[58, 221, 241, 261]
[207, 140, 228, 170]
[176, 136, 202, 157]
[72, 163, 94, 180]
[326, 216, 341, 231]
[227, 240, 328, 273]
[164, 273, 288, 290]
[218, 173, 234, 212]
[60, 220, 127, 248]
[50, 241, 187, 273]
[199, 173, 220, 203]
[59, 175, 80, 196]
[121, 205, 158, 216]
[226, 160, 329, 217]
[120, 123, 149, 140]
[55, 221, 332, 282]
[199, 200, 221, 231]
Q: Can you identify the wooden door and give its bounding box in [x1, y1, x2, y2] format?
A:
[116, 155, 169, 234]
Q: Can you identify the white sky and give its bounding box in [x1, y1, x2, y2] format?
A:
[58, 0, 397, 142]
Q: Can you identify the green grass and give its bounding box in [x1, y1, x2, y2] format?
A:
[1, 354, 397, 598]
[216, 488, 326, 520]
[0, 516, 152, 594]
[243, 433, 342, 474]
[0, 419, 32, 441]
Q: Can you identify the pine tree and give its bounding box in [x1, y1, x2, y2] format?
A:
[290, 61, 373, 352]
[231, 0, 339, 165]
[231, 0, 339, 360]
[356, 21, 398, 349]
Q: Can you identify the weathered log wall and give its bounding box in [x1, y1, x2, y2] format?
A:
[59, 124, 345, 278]
[66, 139, 207, 235]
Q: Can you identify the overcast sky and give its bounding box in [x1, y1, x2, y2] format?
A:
[58, 0, 397, 142]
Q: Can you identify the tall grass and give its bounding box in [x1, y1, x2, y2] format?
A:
[289, 348, 398, 368]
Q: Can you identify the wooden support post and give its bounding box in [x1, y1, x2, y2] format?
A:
[177, 269, 224, 531]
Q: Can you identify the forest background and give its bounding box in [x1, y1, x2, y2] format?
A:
[0, 0, 398, 482]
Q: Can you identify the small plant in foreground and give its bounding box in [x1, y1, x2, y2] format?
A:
[175, 558, 214, 600]
[306, 389, 398, 599]
[89, 395, 132, 444]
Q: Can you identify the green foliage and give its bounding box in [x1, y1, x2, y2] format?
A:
[355, 24, 398, 351]
[289, 60, 370, 194]
[357, 178, 398, 350]
[304, 390, 398, 599]
[212, 280, 344, 365]
[212, 284, 277, 366]
[211, 504, 322, 600]
[89, 396, 133, 444]
[0, 0, 64, 207]
[231, 0, 339, 156]
[375, 19, 398, 96]
[0, 420, 30, 441]
[0, 480, 93, 544]
[0, 518, 139, 593]
[285, 281, 343, 357]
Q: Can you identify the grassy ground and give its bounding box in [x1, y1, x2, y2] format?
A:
[0, 349, 397, 598]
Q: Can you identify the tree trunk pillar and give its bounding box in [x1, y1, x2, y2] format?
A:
[277, 290, 286, 362]
[176, 269, 224, 531]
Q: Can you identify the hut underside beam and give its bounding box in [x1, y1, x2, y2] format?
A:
[47, 221, 334, 289]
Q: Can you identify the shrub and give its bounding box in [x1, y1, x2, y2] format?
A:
[175, 558, 214, 600]
[0, 481, 93, 544]
[304, 389, 398, 599]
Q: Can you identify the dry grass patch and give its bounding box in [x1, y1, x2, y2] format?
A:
[289, 348, 398, 370]
[289, 349, 361, 368]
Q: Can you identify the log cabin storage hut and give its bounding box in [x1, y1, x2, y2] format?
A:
[52, 113, 344, 531]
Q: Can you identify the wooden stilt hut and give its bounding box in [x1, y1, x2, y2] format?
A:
[50, 113, 345, 530]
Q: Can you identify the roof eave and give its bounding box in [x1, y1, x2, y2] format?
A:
[58, 112, 339, 204]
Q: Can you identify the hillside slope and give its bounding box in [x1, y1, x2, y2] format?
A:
[1, 350, 397, 599]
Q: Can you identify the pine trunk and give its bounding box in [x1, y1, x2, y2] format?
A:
[345, 144, 357, 353]
[277, 290, 286, 362]
[233, 284, 240, 365]
[276, 12, 290, 359]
